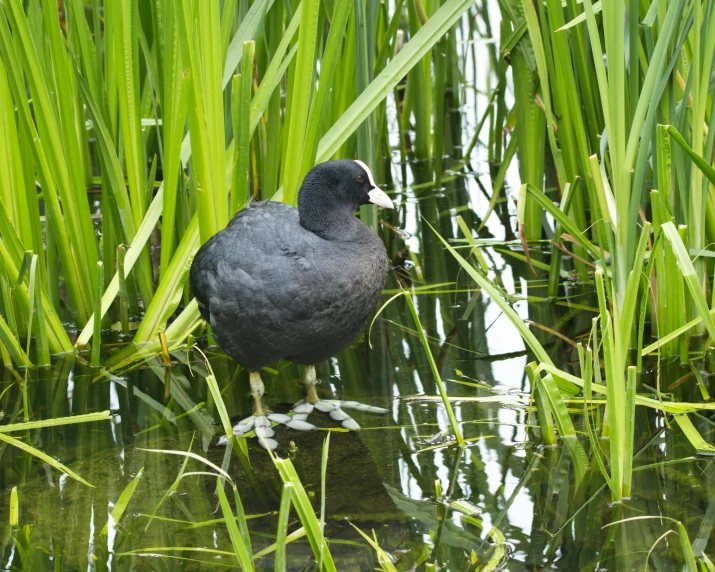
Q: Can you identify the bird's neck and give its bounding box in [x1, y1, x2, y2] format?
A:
[299, 204, 363, 240]
[298, 188, 365, 240]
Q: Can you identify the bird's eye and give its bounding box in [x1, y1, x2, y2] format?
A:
[356, 176, 364, 183]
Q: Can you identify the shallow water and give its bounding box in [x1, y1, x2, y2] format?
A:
[3, 164, 715, 569]
[3, 16, 715, 572]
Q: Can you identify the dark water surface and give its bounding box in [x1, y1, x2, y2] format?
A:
[3, 162, 715, 569]
[3, 28, 715, 572]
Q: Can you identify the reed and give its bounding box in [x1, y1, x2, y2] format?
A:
[0, 0, 476, 374]
[0, 411, 111, 486]
[0, 3, 477, 565]
[480, 0, 715, 502]
[6, 0, 715, 541]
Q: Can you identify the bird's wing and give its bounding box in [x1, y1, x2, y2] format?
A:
[194, 203, 347, 329]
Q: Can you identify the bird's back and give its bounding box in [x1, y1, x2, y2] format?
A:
[190, 201, 388, 370]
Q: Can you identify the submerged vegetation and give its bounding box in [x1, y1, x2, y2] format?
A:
[2, 0, 715, 569]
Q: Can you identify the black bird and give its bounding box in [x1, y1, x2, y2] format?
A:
[190, 159, 394, 449]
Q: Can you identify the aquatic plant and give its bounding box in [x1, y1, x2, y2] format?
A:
[462, 0, 715, 502]
[0, 0, 473, 368]
[3, 0, 715, 568]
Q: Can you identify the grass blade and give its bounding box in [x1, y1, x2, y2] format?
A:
[101, 468, 144, 535]
[403, 290, 464, 445]
[0, 411, 111, 433]
[9, 487, 17, 526]
[0, 432, 94, 487]
[281, 0, 321, 205]
[319, 432, 330, 569]
[91, 261, 103, 367]
[159, 0, 189, 277]
[274, 483, 293, 571]
[427, 219, 554, 367]
[230, 41, 255, 215]
[349, 523, 398, 572]
[216, 478, 254, 571]
[673, 414, 715, 455]
[316, 0, 474, 162]
[273, 456, 337, 571]
[138, 448, 232, 483]
[662, 222, 715, 341]
[299, 1, 353, 179]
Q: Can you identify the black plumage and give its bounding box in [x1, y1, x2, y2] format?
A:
[189, 159, 392, 372]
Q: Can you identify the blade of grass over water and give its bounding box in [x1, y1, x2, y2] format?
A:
[350, 524, 399, 572]
[427, 220, 554, 367]
[319, 432, 330, 569]
[101, 468, 144, 536]
[0, 432, 94, 487]
[430, 219, 591, 482]
[139, 449, 233, 483]
[273, 483, 293, 570]
[0, 411, 111, 433]
[9, 487, 17, 527]
[403, 290, 464, 445]
[272, 455, 337, 571]
[216, 478, 254, 571]
[143, 434, 196, 532]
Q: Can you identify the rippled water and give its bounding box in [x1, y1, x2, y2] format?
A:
[3, 15, 715, 572]
[4, 163, 715, 569]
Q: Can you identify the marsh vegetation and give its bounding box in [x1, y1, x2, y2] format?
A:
[1, 0, 715, 569]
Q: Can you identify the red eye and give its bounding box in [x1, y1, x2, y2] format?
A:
[356, 176, 364, 183]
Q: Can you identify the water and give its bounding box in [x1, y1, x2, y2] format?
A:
[3, 165, 715, 569]
[3, 19, 715, 572]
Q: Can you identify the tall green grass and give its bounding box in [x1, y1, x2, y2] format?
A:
[484, 0, 715, 501]
[6, 0, 715, 517]
[0, 1, 474, 370]
[0, 3, 475, 561]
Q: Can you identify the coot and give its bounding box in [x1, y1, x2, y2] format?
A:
[190, 159, 394, 449]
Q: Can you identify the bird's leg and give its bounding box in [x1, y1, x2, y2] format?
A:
[228, 371, 276, 450]
[291, 365, 389, 431]
[249, 371, 266, 415]
[303, 364, 320, 404]
[222, 371, 317, 450]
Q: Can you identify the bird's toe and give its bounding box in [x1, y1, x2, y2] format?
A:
[293, 402, 315, 414]
[232, 416, 256, 436]
[341, 418, 361, 431]
[267, 413, 292, 424]
[314, 400, 338, 413]
[340, 400, 388, 414]
[257, 437, 279, 451]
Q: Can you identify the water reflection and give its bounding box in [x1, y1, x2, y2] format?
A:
[2, 11, 715, 572]
[4, 338, 714, 569]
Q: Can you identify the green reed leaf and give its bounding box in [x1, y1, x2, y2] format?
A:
[216, 479, 254, 571]
[101, 468, 144, 535]
[0, 432, 93, 487]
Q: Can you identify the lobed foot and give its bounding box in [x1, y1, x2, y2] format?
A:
[215, 368, 387, 450]
[292, 399, 388, 431]
[218, 413, 317, 450]
[216, 370, 318, 450]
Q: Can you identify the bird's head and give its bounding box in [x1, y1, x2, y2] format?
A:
[299, 159, 395, 213]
